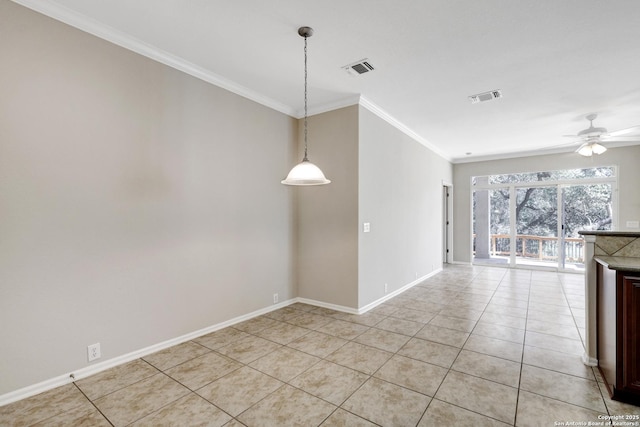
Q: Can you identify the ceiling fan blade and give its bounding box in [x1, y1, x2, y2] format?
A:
[607, 125, 640, 137]
[601, 135, 640, 141]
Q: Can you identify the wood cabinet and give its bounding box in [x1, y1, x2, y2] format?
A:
[597, 262, 640, 406]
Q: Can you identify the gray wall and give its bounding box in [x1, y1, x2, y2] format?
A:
[452, 146, 640, 263]
[0, 2, 297, 395]
[358, 107, 453, 307]
[296, 106, 359, 308]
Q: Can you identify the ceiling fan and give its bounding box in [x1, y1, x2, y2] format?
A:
[565, 113, 640, 156]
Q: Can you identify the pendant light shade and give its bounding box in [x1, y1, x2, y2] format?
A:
[576, 141, 607, 156]
[281, 160, 330, 185]
[282, 26, 331, 186]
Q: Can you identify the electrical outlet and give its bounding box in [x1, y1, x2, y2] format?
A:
[87, 343, 101, 362]
[384, 283, 388, 293]
[273, 293, 279, 304]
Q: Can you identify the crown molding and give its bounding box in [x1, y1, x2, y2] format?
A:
[358, 97, 452, 162]
[11, 0, 297, 117]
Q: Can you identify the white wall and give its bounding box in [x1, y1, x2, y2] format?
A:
[0, 1, 297, 395]
[358, 107, 453, 307]
[452, 146, 640, 263]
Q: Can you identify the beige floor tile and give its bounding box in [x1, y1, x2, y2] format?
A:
[404, 300, 447, 313]
[286, 331, 348, 358]
[484, 304, 528, 319]
[197, 366, 282, 417]
[238, 384, 336, 427]
[264, 306, 305, 322]
[525, 318, 581, 340]
[419, 399, 511, 427]
[216, 334, 281, 364]
[143, 341, 210, 371]
[339, 312, 387, 327]
[232, 316, 282, 334]
[316, 319, 370, 340]
[523, 346, 595, 380]
[388, 308, 437, 323]
[452, 349, 521, 387]
[520, 365, 606, 412]
[222, 420, 247, 427]
[256, 322, 311, 345]
[441, 306, 485, 321]
[353, 328, 410, 353]
[0, 383, 93, 426]
[435, 371, 518, 424]
[164, 351, 242, 390]
[342, 377, 431, 427]
[249, 347, 320, 382]
[285, 312, 333, 329]
[463, 335, 523, 362]
[288, 302, 316, 312]
[515, 390, 605, 427]
[397, 337, 460, 368]
[528, 303, 572, 317]
[93, 373, 190, 427]
[130, 393, 231, 426]
[194, 328, 251, 350]
[490, 296, 529, 309]
[325, 342, 392, 375]
[527, 309, 575, 326]
[374, 354, 448, 396]
[480, 312, 527, 329]
[429, 314, 477, 332]
[75, 359, 158, 400]
[473, 321, 525, 344]
[374, 316, 424, 336]
[290, 360, 369, 405]
[320, 408, 377, 426]
[367, 304, 401, 317]
[32, 405, 111, 427]
[525, 331, 584, 356]
[415, 324, 469, 348]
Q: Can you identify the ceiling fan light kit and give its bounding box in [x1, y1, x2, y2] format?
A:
[577, 141, 607, 157]
[282, 26, 331, 186]
[568, 113, 640, 157]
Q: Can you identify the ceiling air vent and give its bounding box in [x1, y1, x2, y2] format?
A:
[343, 59, 375, 76]
[468, 89, 502, 104]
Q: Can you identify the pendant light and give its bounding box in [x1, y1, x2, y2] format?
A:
[282, 27, 331, 186]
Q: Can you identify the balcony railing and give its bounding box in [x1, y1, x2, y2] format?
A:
[474, 234, 585, 263]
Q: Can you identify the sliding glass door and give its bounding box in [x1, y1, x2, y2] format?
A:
[473, 167, 615, 271]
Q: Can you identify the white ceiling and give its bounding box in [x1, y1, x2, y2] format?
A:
[15, 0, 640, 162]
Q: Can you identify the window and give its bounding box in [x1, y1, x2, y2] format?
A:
[472, 167, 616, 271]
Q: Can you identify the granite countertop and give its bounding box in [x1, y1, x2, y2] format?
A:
[594, 256, 640, 273]
[579, 230, 640, 237]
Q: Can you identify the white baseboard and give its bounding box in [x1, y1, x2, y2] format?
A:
[294, 298, 359, 315]
[357, 269, 442, 314]
[0, 299, 296, 407]
[582, 352, 598, 367]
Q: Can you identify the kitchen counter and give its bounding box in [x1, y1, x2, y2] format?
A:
[595, 255, 640, 273]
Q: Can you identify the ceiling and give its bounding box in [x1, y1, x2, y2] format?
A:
[15, 0, 640, 163]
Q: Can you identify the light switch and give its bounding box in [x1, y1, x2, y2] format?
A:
[363, 222, 370, 233]
[626, 220, 640, 229]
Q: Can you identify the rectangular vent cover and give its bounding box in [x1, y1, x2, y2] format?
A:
[343, 59, 375, 76]
[468, 89, 502, 104]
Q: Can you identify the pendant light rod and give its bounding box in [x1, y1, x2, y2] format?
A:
[301, 27, 310, 161]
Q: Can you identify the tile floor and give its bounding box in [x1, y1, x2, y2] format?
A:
[2, 265, 640, 426]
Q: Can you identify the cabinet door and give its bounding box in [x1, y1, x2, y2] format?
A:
[622, 275, 640, 394]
